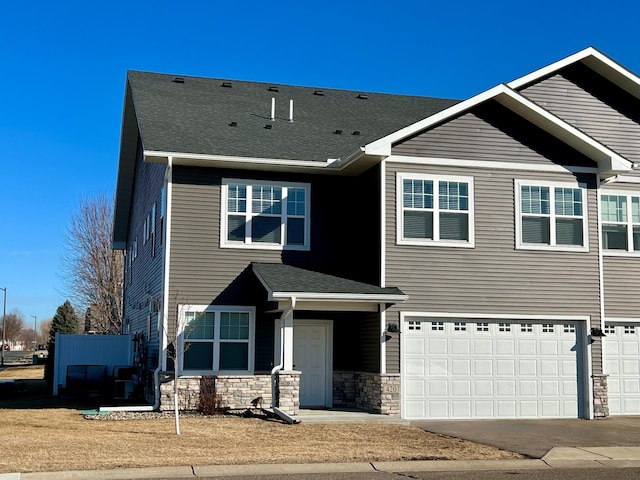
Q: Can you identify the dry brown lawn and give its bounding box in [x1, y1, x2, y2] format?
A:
[0, 366, 521, 474]
[0, 364, 45, 379]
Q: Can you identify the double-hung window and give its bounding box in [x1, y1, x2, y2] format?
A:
[516, 180, 588, 251]
[180, 306, 255, 374]
[601, 193, 640, 253]
[397, 173, 474, 247]
[222, 179, 310, 250]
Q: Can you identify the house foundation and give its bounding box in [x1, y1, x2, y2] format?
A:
[592, 374, 609, 418]
[333, 371, 401, 416]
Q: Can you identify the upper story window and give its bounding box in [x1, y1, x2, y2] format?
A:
[601, 193, 640, 254]
[515, 180, 588, 251]
[397, 173, 474, 247]
[221, 179, 310, 250]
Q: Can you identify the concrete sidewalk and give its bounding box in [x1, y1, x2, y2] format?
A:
[2, 447, 640, 480]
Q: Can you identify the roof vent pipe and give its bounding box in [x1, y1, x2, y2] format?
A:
[289, 99, 294, 122]
[271, 97, 276, 121]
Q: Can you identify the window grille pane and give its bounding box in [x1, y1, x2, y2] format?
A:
[522, 216, 550, 244]
[220, 312, 250, 340]
[431, 322, 444, 331]
[185, 312, 215, 339]
[604, 324, 615, 334]
[227, 215, 246, 242]
[287, 188, 306, 216]
[454, 322, 466, 331]
[498, 323, 511, 332]
[439, 181, 469, 211]
[624, 325, 636, 334]
[563, 324, 576, 333]
[556, 218, 583, 245]
[555, 188, 582, 216]
[227, 185, 247, 213]
[403, 179, 433, 209]
[633, 197, 640, 223]
[521, 324, 533, 332]
[440, 213, 469, 240]
[252, 216, 281, 243]
[522, 186, 549, 214]
[404, 211, 433, 239]
[286, 218, 305, 246]
[542, 324, 554, 333]
[603, 224, 628, 250]
[219, 343, 249, 370]
[601, 195, 626, 222]
[252, 186, 282, 214]
[184, 342, 213, 370]
[477, 323, 489, 332]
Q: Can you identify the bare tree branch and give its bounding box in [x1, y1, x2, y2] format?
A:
[61, 194, 123, 333]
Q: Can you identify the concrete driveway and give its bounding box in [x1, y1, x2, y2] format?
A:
[413, 417, 640, 458]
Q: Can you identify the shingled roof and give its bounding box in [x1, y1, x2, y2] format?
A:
[127, 70, 458, 162]
[252, 263, 407, 302]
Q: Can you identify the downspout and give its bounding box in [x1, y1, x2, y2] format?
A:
[270, 297, 295, 408]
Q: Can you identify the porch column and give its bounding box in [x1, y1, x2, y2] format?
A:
[282, 307, 294, 370]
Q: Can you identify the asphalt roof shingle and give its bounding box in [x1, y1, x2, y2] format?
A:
[252, 263, 405, 298]
[127, 71, 459, 162]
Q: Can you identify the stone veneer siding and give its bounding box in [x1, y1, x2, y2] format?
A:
[275, 370, 300, 415]
[159, 374, 272, 411]
[592, 374, 609, 418]
[334, 371, 400, 416]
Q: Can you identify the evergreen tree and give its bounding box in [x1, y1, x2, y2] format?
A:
[45, 300, 80, 386]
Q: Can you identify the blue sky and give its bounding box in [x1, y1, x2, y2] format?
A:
[1, 0, 639, 327]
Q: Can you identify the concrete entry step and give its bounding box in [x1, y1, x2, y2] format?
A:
[294, 408, 409, 424]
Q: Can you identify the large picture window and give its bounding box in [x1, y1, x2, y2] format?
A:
[516, 180, 588, 251]
[601, 193, 640, 253]
[222, 180, 310, 250]
[180, 306, 255, 374]
[397, 173, 474, 247]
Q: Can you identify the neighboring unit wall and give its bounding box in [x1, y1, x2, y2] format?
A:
[602, 256, 640, 318]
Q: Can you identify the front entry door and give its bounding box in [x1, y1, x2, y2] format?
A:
[294, 322, 330, 407]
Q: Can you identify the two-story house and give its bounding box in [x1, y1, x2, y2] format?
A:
[113, 47, 640, 420]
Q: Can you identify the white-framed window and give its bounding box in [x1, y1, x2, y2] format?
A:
[397, 173, 474, 247]
[179, 305, 255, 375]
[221, 179, 310, 250]
[601, 192, 640, 254]
[515, 180, 588, 251]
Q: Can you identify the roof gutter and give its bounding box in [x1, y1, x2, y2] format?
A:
[269, 291, 409, 303]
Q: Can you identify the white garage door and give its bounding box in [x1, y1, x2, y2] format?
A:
[402, 318, 583, 419]
[604, 322, 640, 415]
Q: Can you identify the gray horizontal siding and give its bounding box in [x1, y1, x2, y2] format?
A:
[603, 256, 640, 318]
[520, 65, 640, 163]
[123, 143, 166, 366]
[392, 101, 596, 168]
[385, 163, 601, 326]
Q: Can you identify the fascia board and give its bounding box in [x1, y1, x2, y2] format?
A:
[509, 47, 640, 98]
[363, 85, 507, 156]
[364, 84, 632, 172]
[144, 150, 342, 171]
[494, 88, 631, 169]
[270, 292, 409, 303]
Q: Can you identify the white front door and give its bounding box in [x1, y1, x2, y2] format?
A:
[294, 321, 331, 407]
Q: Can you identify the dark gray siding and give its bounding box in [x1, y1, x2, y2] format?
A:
[393, 101, 596, 168]
[167, 166, 382, 366]
[519, 64, 640, 163]
[122, 143, 166, 367]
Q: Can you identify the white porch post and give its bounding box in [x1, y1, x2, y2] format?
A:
[282, 302, 295, 370]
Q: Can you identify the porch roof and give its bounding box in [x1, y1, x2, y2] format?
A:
[251, 263, 408, 303]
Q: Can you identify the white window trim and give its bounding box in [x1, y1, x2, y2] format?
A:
[220, 178, 310, 251]
[515, 179, 589, 252]
[600, 189, 640, 257]
[396, 172, 475, 248]
[177, 305, 256, 376]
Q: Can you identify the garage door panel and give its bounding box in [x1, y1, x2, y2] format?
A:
[605, 323, 640, 415]
[403, 319, 582, 419]
[405, 337, 425, 355]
